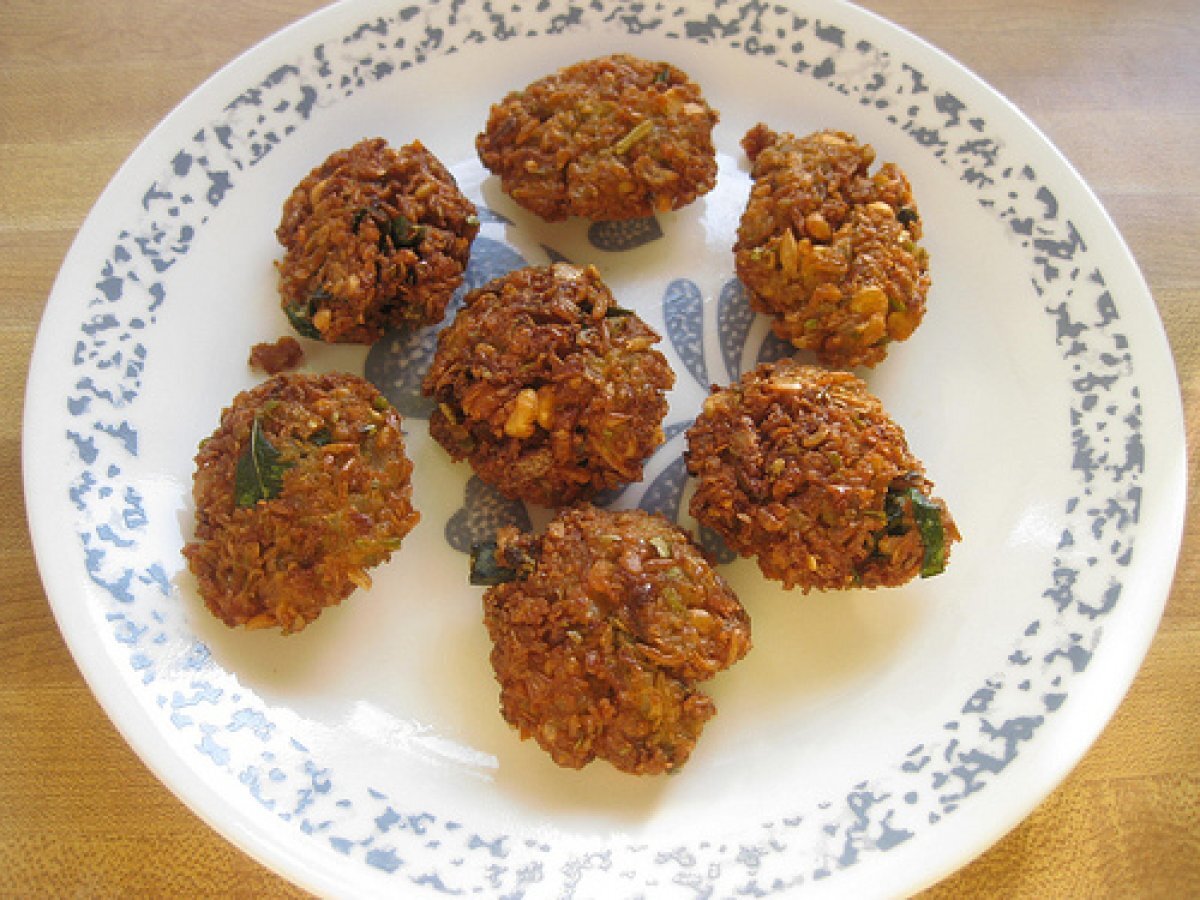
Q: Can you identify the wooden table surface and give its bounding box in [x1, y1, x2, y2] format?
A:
[2, 0, 1196, 896]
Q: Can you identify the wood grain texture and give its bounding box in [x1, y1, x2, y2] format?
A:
[2, 0, 1196, 896]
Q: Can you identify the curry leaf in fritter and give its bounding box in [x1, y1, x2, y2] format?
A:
[908, 488, 948, 577]
[468, 541, 516, 586]
[884, 485, 948, 577]
[234, 416, 293, 507]
[284, 289, 326, 340]
[307, 427, 333, 447]
[388, 214, 426, 249]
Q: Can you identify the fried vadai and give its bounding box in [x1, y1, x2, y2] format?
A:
[275, 137, 479, 343]
[685, 360, 959, 590]
[476, 54, 719, 222]
[477, 505, 751, 774]
[423, 263, 674, 507]
[734, 125, 930, 368]
[183, 372, 419, 633]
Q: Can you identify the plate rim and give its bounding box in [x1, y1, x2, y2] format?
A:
[22, 0, 1187, 895]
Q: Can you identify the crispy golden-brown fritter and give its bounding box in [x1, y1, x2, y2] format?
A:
[275, 137, 479, 343]
[423, 263, 674, 507]
[734, 125, 930, 368]
[478, 505, 751, 774]
[183, 372, 419, 633]
[685, 360, 958, 590]
[476, 54, 719, 221]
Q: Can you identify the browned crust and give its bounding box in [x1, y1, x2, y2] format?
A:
[423, 263, 675, 507]
[183, 372, 419, 633]
[476, 54, 718, 221]
[685, 360, 959, 589]
[483, 505, 750, 774]
[276, 137, 478, 343]
[734, 125, 930, 368]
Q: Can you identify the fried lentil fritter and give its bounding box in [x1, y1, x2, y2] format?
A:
[423, 263, 675, 507]
[248, 335, 304, 374]
[734, 125, 930, 369]
[275, 137, 479, 343]
[476, 54, 719, 222]
[479, 505, 751, 774]
[685, 360, 959, 590]
[183, 372, 419, 633]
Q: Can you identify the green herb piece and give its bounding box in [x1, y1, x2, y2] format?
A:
[388, 214, 426, 249]
[469, 539, 539, 586]
[908, 489, 947, 577]
[613, 120, 654, 155]
[234, 416, 293, 508]
[883, 487, 907, 535]
[308, 427, 333, 447]
[284, 287, 328, 340]
[883, 485, 947, 577]
[284, 302, 322, 339]
[604, 304, 636, 318]
[469, 541, 518, 586]
[649, 536, 673, 559]
[897, 207, 920, 227]
[661, 585, 686, 613]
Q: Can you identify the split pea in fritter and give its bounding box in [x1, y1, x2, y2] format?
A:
[423, 263, 675, 507]
[477, 505, 751, 775]
[275, 137, 479, 343]
[734, 125, 930, 369]
[685, 360, 959, 591]
[183, 372, 419, 633]
[476, 54, 719, 222]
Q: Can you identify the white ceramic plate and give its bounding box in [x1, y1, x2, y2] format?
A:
[24, 1, 1186, 896]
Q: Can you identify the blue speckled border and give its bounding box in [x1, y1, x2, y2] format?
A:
[62, 0, 1144, 894]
